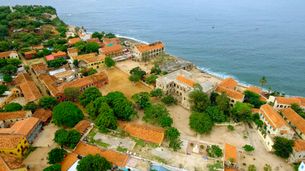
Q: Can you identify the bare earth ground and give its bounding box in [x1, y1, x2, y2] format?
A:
[101, 67, 151, 98]
[32, 123, 59, 147]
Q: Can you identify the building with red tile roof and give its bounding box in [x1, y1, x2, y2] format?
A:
[24, 50, 37, 59]
[219, 78, 238, 90]
[68, 37, 81, 46]
[119, 121, 165, 145]
[99, 44, 123, 57]
[289, 139, 305, 163]
[74, 120, 91, 135]
[0, 154, 26, 171]
[0, 51, 19, 59]
[0, 111, 32, 128]
[61, 152, 79, 171]
[272, 96, 302, 110]
[14, 73, 42, 103]
[224, 143, 238, 171]
[31, 62, 48, 75]
[0, 135, 29, 158]
[32, 108, 52, 125]
[67, 47, 78, 58]
[134, 41, 164, 61]
[215, 78, 244, 106]
[281, 108, 305, 139]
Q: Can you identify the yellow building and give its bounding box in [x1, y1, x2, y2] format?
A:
[0, 135, 29, 158]
[75, 53, 105, 69]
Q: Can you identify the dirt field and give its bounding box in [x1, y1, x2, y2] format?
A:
[101, 67, 152, 99]
[32, 123, 59, 147]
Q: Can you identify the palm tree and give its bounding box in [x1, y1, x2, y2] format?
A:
[259, 76, 267, 87]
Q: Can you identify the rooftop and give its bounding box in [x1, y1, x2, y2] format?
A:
[246, 86, 262, 95]
[294, 139, 305, 152]
[32, 108, 52, 123]
[260, 104, 287, 129]
[224, 143, 237, 162]
[0, 117, 40, 137]
[0, 154, 25, 170]
[61, 152, 79, 171]
[31, 62, 48, 73]
[15, 73, 42, 102]
[218, 78, 238, 89]
[0, 134, 25, 149]
[67, 47, 78, 54]
[52, 51, 67, 58]
[0, 111, 29, 121]
[281, 108, 305, 135]
[275, 97, 302, 105]
[74, 142, 129, 167]
[119, 121, 165, 145]
[176, 75, 195, 87]
[100, 44, 123, 54]
[135, 41, 164, 53]
[74, 120, 91, 134]
[216, 86, 244, 101]
[68, 37, 81, 45]
[0, 51, 17, 58]
[24, 50, 37, 55]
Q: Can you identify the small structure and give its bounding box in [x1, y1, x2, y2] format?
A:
[24, 50, 37, 59]
[68, 37, 81, 46]
[75, 53, 105, 69]
[0, 51, 19, 59]
[0, 135, 29, 158]
[119, 121, 165, 145]
[224, 143, 238, 171]
[289, 139, 305, 163]
[215, 78, 244, 107]
[67, 48, 79, 59]
[160, 58, 193, 73]
[32, 108, 52, 125]
[31, 62, 48, 76]
[32, 44, 44, 50]
[99, 44, 123, 57]
[74, 120, 91, 135]
[133, 41, 165, 61]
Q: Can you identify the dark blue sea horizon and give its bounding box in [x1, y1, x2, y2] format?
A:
[1, 0, 305, 96]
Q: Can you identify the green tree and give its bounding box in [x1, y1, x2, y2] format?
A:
[150, 64, 161, 75]
[23, 102, 39, 112]
[64, 87, 80, 102]
[79, 87, 102, 106]
[86, 96, 108, 119]
[54, 129, 81, 148]
[95, 103, 117, 132]
[161, 95, 177, 106]
[39, 96, 57, 109]
[205, 106, 226, 123]
[159, 115, 173, 128]
[150, 88, 163, 98]
[216, 93, 230, 113]
[47, 148, 67, 164]
[291, 103, 305, 119]
[84, 42, 100, 53]
[165, 127, 180, 141]
[259, 76, 267, 87]
[248, 165, 257, 171]
[189, 112, 213, 134]
[112, 97, 136, 121]
[47, 57, 67, 68]
[43, 164, 61, 171]
[77, 154, 111, 171]
[0, 84, 8, 95]
[207, 145, 223, 158]
[129, 73, 141, 84]
[104, 33, 116, 38]
[3, 74, 12, 83]
[144, 103, 171, 126]
[263, 164, 272, 171]
[73, 59, 79, 67]
[3, 102, 23, 112]
[130, 67, 146, 80]
[52, 101, 84, 127]
[243, 144, 255, 152]
[169, 138, 182, 151]
[104, 56, 115, 68]
[92, 32, 104, 40]
[244, 90, 265, 108]
[0, 64, 18, 75]
[272, 137, 294, 159]
[7, 59, 21, 67]
[231, 102, 253, 122]
[132, 92, 151, 109]
[145, 74, 158, 85]
[189, 90, 210, 112]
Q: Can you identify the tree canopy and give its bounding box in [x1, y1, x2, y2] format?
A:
[43, 164, 61, 171]
[150, 88, 163, 98]
[54, 129, 81, 148]
[95, 102, 117, 132]
[47, 57, 67, 68]
[272, 137, 294, 159]
[76, 154, 112, 171]
[0, 84, 8, 95]
[104, 56, 115, 68]
[205, 106, 226, 123]
[132, 92, 151, 109]
[64, 87, 80, 102]
[207, 145, 223, 158]
[52, 101, 84, 127]
[291, 103, 305, 119]
[144, 103, 173, 128]
[47, 148, 67, 164]
[189, 90, 210, 112]
[189, 112, 213, 134]
[39, 96, 57, 109]
[3, 102, 22, 112]
[79, 87, 102, 106]
[244, 90, 265, 108]
[231, 102, 253, 122]
[161, 95, 177, 106]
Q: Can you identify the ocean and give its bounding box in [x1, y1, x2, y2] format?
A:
[1, 0, 305, 96]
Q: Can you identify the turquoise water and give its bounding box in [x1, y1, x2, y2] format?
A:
[2, 0, 305, 96]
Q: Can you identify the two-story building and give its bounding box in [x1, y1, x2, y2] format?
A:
[0, 135, 29, 158]
[281, 108, 305, 140]
[289, 139, 305, 163]
[72, 53, 105, 69]
[0, 111, 32, 128]
[99, 44, 123, 57]
[133, 41, 164, 61]
[14, 73, 42, 103]
[259, 104, 294, 151]
[215, 78, 244, 106]
[0, 51, 19, 59]
[269, 96, 303, 110]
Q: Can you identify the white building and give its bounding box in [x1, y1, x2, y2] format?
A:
[133, 41, 164, 61]
[259, 104, 294, 151]
[156, 69, 215, 109]
[268, 96, 305, 110]
[289, 139, 305, 163]
[281, 108, 305, 140]
[215, 78, 244, 106]
[0, 51, 19, 59]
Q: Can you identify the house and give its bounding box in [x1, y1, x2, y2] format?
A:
[31, 62, 48, 76]
[224, 143, 238, 171]
[289, 139, 305, 163]
[49, 67, 76, 81]
[32, 45, 44, 50]
[0, 135, 29, 158]
[14, 73, 42, 103]
[0, 153, 27, 171]
[24, 50, 37, 59]
[99, 44, 123, 57]
[156, 69, 215, 109]
[74, 120, 91, 135]
[269, 96, 303, 110]
[0, 51, 19, 59]
[0, 117, 42, 143]
[68, 37, 81, 46]
[45, 51, 67, 61]
[259, 104, 294, 151]
[119, 121, 164, 145]
[32, 109, 52, 125]
[75, 53, 105, 69]
[87, 38, 103, 47]
[61, 152, 79, 171]
[133, 41, 164, 61]
[281, 108, 305, 139]
[67, 48, 78, 59]
[215, 78, 244, 106]
[0, 111, 32, 128]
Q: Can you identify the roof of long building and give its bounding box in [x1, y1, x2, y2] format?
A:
[281, 108, 305, 135]
[260, 104, 287, 128]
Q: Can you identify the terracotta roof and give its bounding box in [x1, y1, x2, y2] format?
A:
[0, 51, 17, 58]
[31, 62, 48, 73]
[15, 73, 42, 102]
[216, 86, 244, 101]
[100, 44, 123, 55]
[0, 154, 25, 170]
[0, 155, 8, 171]
[118, 121, 165, 145]
[251, 108, 260, 114]
[52, 51, 67, 58]
[176, 75, 195, 87]
[246, 86, 262, 95]
[0, 111, 28, 121]
[32, 109, 52, 123]
[24, 50, 37, 55]
[294, 139, 305, 152]
[68, 37, 81, 45]
[296, 97, 305, 107]
[219, 78, 238, 89]
[0, 117, 40, 137]
[281, 108, 305, 135]
[74, 53, 96, 61]
[61, 152, 78, 171]
[32, 45, 44, 50]
[14, 72, 32, 84]
[0, 134, 24, 149]
[275, 97, 301, 105]
[38, 74, 61, 96]
[82, 54, 105, 63]
[260, 104, 287, 128]
[103, 38, 120, 45]
[224, 143, 237, 162]
[74, 142, 129, 167]
[67, 47, 78, 54]
[45, 55, 55, 61]
[135, 42, 164, 53]
[74, 120, 91, 134]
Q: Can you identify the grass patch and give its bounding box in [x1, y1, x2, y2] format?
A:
[95, 140, 110, 148]
[133, 138, 146, 147]
[152, 155, 167, 164]
[117, 146, 128, 153]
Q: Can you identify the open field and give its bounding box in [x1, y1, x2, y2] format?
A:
[101, 67, 152, 98]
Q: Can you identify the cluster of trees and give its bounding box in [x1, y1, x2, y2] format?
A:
[52, 101, 84, 127]
[92, 31, 116, 40]
[47, 148, 67, 164]
[129, 67, 146, 84]
[206, 145, 223, 158]
[0, 58, 22, 82]
[43, 164, 61, 171]
[76, 154, 112, 171]
[54, 128, 81, 148]
[105, 56, 116, 68]
[272, 136, 294, 159]
[2, 102, 23, 112]
[47, 57, 67, 68]
[244, 90, 265, 108]
[73, 41, 100, 54]
[0, 84, 8, 95]
[80, 67, 97, 77]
